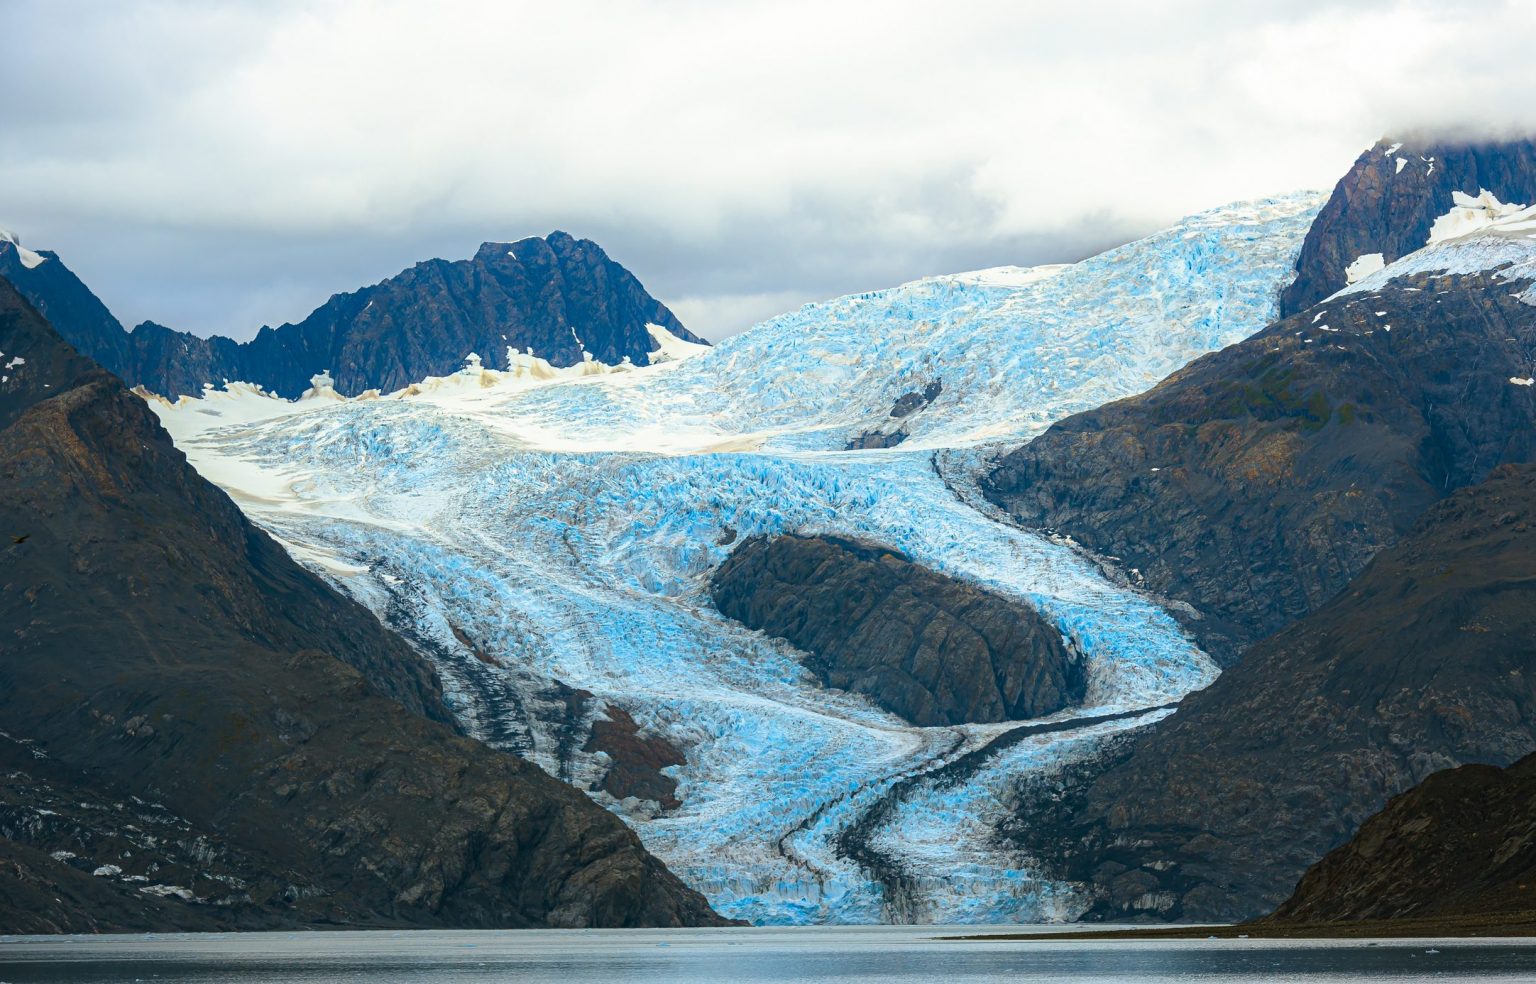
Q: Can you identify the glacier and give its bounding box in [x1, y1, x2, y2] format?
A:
[149, 191, 1323, 925]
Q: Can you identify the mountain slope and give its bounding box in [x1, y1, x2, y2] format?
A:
[0, 232, 702, 399]
[999, 397, 1536, 923]
[1266, 749, 1536, 926]
[982, 145, 1536, 921]
[985, 259, 1536, 664]
[1280, 136, 1536, 316]
[0, 239, 131, 376]
[0, 278, 723, 931]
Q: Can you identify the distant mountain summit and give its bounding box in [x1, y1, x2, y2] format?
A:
[1280, 135, 1536, 315]
[0, 231, 703, 399]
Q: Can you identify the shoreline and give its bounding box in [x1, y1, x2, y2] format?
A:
[951, 911, 1536, 941]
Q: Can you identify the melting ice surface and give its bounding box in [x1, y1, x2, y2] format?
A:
[150, 192, 1323, 925]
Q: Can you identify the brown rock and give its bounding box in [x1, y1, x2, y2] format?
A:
[0, 279, 726, 931]
[710, 534, 1085, 726]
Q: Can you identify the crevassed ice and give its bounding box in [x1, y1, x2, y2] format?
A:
[150, 191, 1323, 925]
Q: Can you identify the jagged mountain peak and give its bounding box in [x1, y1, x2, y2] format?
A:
[0, 228, 47, 270]
[472, 230, 603, 263]
[1280, 133, 1536, 315]
[3, 232, 704, 399]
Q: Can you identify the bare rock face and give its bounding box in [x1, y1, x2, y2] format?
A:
[0, 279, 725, 932]
[710, 534, 1085, 727]
[1267, 751, 1536, 925]
[585, 705, 686, 810]
[985, 269, 1536, 665]
[1279, 136, 1536, 317]
[1004, 462, 1536, 923]
[984, 138, 1536, 920]
[846, 380, 942, 450]
[0, 232, 705, 399]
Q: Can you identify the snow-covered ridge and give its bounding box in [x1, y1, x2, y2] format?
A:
[0, 227, 47, 269]
[646, 322, 711, 364]
[148, 191, 1320, 925]
[149, 326, 710, 435]
[937, 264, 1071, 288]
[1429, 189, 1536, 245]
[1336, 190, 1536, 303]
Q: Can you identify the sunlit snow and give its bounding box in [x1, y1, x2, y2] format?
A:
[149, 192, 1322, 925]
[1334, 190, 1536, 305]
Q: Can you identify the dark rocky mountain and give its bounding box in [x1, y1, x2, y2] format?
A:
[984, 136, 1536, 921]
[0, 278, 724, 931]
[1004, 460, 1536, 923]
[710, 534, 1085, 726]
[847, 381, 943, 450]
[1280, 136, 1536, 317]
[1266, 750, 1536, 927]
[985, 267, 1536, 665]
[0, 243, 130, 375]
[0, 232, 704, 399]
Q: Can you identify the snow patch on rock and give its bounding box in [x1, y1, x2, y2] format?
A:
[1345, 253, 1386, 285]
[1333, 192, 1536, 306]
[0, 227, 46, 269]
[647, 323, 711, 365]
[1428, 190, 1536, 246]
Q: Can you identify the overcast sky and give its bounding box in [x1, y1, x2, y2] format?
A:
[3, 0, 1535, 341]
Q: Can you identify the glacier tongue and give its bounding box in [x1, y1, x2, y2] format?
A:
[149, 191, 1323, 925]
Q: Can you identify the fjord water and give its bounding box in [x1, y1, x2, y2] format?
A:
[4, 929, 1536, 983]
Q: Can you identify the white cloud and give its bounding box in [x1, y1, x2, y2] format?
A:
[3, 0, 1535, 339]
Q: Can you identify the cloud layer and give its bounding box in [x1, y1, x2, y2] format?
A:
[4, 0, 1534, 339]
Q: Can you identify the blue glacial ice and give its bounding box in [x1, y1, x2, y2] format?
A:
[149, 191, 1323, 925]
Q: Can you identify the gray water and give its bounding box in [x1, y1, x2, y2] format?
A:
[3, 926, 1535, 983]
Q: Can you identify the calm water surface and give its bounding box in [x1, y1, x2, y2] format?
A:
[2, 926, 1535, 983]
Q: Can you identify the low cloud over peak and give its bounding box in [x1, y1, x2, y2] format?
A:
[4, 0, 1534, 340]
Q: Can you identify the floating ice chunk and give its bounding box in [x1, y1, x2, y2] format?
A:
[1512, 377, 1534, 386]
[92, 864, 122, 877]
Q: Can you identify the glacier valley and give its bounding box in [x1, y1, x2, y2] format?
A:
[149, 192, 1322, 925]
